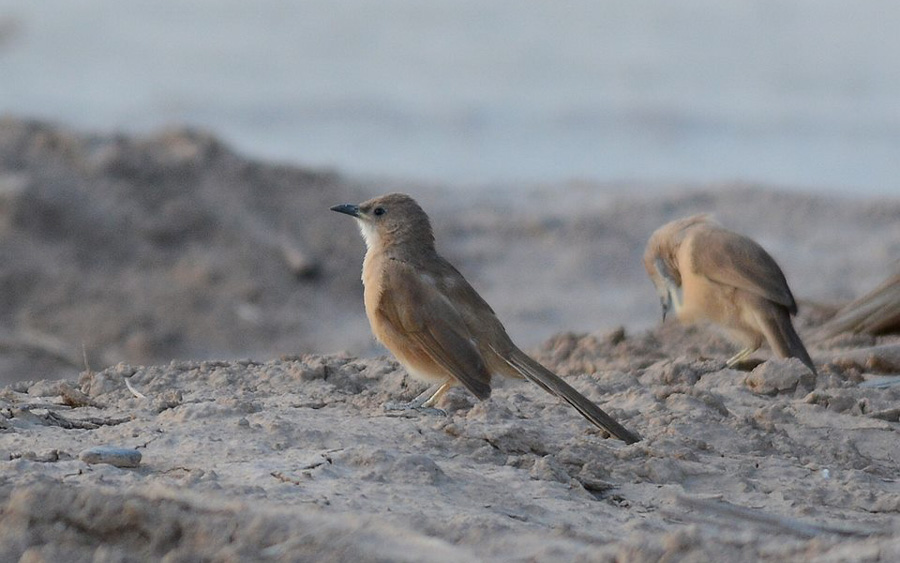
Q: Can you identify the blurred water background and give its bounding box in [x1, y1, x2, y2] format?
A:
[0, 0, 897, 195]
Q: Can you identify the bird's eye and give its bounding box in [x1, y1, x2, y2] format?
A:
[373, 207, 386, 216]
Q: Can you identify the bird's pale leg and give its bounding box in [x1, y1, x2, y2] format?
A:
[383, 380, 451, 415]
[725, 346, 758, 368]
[421, 381, 453, 408]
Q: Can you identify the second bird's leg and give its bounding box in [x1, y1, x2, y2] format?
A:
[725, 346, 759, 368]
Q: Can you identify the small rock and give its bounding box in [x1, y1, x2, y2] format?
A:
[11, 449, 70, 462]
[26, 380, 95, 408]
[642, 358, 720, 386]
[530, 455, 570, 484]
[79, 369, 123, 397]
[114, 363, 138, 377]
[79, 446, 142, 468]
[744, 359, 814, 395]
[825, 394, 858, 413]
[153, 389, 183, 413]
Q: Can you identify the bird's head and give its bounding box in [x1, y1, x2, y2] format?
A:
[643, 224, 690, 322]
[331, 192, 435, 251]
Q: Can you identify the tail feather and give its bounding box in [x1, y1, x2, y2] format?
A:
[818, 273, 900, 337]
[498, 346, 641, 444]
[760, 307, 817, 375]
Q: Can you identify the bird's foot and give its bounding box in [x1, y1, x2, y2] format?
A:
[383, 382, 451, 416]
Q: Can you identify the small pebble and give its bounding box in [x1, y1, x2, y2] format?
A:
[79, 446, 142, 468]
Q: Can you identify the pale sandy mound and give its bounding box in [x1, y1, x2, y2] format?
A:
[0, 117, 370, 383]
[1, 322, 897, 561]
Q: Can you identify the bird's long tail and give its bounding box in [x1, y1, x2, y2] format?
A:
[495, 346, 641, 444]
[759, 305, 817, 375]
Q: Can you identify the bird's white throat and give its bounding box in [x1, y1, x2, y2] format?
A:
[357, 219, 380, 251]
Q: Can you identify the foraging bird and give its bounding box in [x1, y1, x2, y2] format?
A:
[643, 214, 816, 374]
[331, 193, 640, 444]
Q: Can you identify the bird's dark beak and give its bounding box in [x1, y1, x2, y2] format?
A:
[330, 203, 360, 217]
[659, 288, 674, 323]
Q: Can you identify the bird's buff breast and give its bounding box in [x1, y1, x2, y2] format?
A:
[677, 241, 739, 327]
[360, 251, 449, 384]
[361, 250, 385, 324]
[362, 252, 458, 383]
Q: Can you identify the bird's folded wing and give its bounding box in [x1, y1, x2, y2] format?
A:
[691, 228, 797, 312]
[378, 263, 492, 399]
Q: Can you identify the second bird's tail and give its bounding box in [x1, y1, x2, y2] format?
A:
[760, 306, 817, 375]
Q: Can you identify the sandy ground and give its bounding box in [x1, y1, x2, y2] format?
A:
[1, 328, 898, 561]
[0, 119, 898, 561]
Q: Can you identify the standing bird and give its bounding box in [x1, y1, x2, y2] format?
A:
[643, 214, 816, 374]
[331, 193, 640, 444]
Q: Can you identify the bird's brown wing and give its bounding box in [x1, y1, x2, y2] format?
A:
[430, 259, 641, 443]
[690, 226, 797, 313]
[434, 261, 514, 340]
[378, 261, 492, 399]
